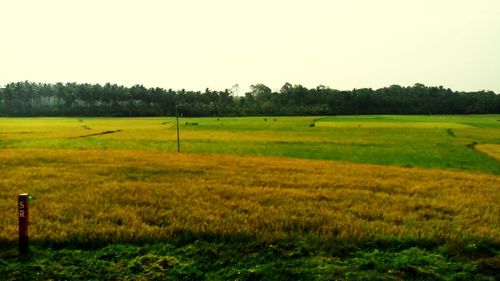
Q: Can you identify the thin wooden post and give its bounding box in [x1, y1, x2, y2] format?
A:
[18, 193, 29, 254]
[176, 114, 180, 153]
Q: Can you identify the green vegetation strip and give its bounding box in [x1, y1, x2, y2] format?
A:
[1, 238, 498, 281]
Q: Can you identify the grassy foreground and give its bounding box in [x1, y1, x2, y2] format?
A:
[0, 149, 499, 280]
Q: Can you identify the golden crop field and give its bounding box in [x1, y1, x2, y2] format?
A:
[476, 144, 500, 161]
[0, 148, 498, 246]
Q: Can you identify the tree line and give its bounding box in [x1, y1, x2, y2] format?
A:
[0, 81, 498, 117]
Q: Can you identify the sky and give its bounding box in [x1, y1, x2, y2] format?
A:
[0, 0, 499, 94]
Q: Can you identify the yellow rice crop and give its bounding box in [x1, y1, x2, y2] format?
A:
[476, 144, 500, 161]
[0, 149, 498, 245]
[316, 121, 472, 128]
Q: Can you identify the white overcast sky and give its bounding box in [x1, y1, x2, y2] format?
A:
[0, 0, 499, 93]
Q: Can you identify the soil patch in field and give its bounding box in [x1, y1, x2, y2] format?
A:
[72, 130, 122, 138]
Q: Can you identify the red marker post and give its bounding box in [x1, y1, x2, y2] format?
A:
[18, 193, 29, 254]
